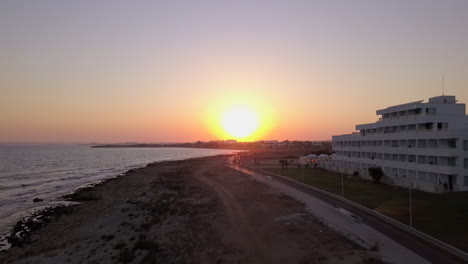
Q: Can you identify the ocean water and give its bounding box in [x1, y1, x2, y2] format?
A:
[0, 144, 237, 244]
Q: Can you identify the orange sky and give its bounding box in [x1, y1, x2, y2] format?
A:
[1, 1, 468, 143]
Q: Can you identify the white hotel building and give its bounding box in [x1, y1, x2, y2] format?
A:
[329, 95, 468, 193]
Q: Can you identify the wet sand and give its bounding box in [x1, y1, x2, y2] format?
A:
[0, 156, 383, 264]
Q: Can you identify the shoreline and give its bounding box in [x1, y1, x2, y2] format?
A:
[92, 144, 252, 151]
[0, 154, 235, 253]
[0, 154, 383, 264]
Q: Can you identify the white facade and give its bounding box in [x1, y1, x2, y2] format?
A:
[328, 95, 468, 193]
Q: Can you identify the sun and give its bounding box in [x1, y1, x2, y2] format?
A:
[221, 106, 259, 139]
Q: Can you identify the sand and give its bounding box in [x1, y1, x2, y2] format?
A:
[0, 155, 383, 264]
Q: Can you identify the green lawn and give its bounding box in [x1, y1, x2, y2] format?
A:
[262, 167, 468, 252]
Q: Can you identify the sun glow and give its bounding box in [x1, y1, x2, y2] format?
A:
[221, 106, 259, 140]
[204, 93, 276, 141]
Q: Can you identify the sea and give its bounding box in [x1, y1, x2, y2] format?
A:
[0, 144, 238, 249]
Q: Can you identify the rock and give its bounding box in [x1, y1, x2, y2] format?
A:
[33, 198, 43, 203]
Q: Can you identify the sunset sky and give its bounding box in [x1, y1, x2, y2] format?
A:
[1, 0, 468, 143]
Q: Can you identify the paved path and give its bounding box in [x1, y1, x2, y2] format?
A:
[230, 164, 430, 264]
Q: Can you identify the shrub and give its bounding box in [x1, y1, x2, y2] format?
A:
[368, 167, 384, 184]
[279, 159, 289, 169]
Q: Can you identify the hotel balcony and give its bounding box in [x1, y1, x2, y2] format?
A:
[333, 154, 459, 175]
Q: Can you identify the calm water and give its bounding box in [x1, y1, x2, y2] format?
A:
[0, 145, 237, 243]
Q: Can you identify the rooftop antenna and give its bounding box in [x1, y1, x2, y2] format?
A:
[442, 73, 445, 96]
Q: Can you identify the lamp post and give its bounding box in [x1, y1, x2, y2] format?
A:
[341, 166, 345, 197]
[409, 180, 413, 227]
[342, 172, 344, 197]
[301, 161, 304, 183]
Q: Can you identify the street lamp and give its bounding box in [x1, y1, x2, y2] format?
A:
[341, 165, 345, 197]
[409, 180, 413, 227]
[301, 162, 304, 183]
[342, 172, 344, 197]
[300, 159, 305, 183]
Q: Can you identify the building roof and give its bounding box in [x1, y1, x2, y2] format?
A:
[376, 100, 424, 115]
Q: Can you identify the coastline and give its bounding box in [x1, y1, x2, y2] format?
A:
[0, 155, 383, 264]
[0, 147, 241, 251]
[0, 154, 233, 252]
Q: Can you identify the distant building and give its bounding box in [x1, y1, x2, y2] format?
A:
[328, 95, 468, 193]
[258, 140, 279, 149]
[259, 140, 279, 144]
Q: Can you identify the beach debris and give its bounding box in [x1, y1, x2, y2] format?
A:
[32, 197, 43, 203]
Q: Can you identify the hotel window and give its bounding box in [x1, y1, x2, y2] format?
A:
[417, 139, 426, 148]
[464, 140, 468, 151]
[427, 173, 437, 183]
[426, 108, 436, 115]
[427, 139, 437, 148]
[437, 123, 448, 130]
[417, 155, 427, 164]
[448, 157, 457, 166]
[417, 171, 427, 181]
[448, 139, 457, 149]
[465, 158, 468, 169]
[399, 140, 407, 147]
[465, 176, 468, 187]
[399, 154, 406, 162]
[384, 140, 391, 147]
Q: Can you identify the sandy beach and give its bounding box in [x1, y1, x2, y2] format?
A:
[0, 155, 383, 264]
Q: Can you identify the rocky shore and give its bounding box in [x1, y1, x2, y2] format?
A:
[0, 156, 383, 264]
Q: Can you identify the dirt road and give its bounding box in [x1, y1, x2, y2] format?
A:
[190, 158, 382, 263]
